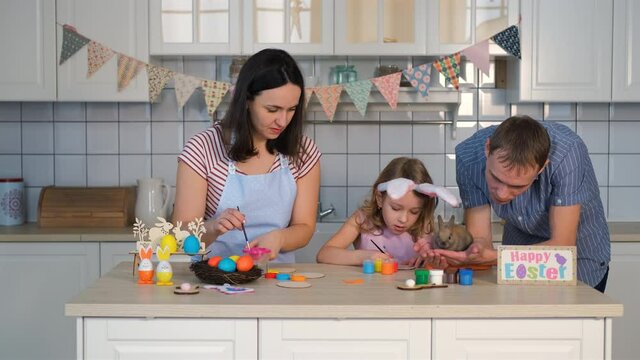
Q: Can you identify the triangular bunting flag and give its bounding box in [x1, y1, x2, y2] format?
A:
[433, 53, 461, 90]
[462, 39, 490, 76]
[87, 41, 115, 78]
[492, 25, 521, 59]
[59, 25, 89, 65]
[117, 55, 145, 92]
[147, 65, 174, 103]
[304, 87, 315, 109]
[174, 73, 202, 109]
[314, 85, 343, 121]
[402, 64, 432, 98]
[202, 80, 231, 117]
[371, 72, 402, 110]
[343, 80, 373, 116]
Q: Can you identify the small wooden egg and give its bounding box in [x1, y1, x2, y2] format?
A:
[180, 282, 192, 291]
[405, 279, 416, 288]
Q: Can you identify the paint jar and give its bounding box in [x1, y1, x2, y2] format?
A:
[275, 273, 291, 281]
[242, 247, 271, 271]
[381, 259, 395, 275]
[445, 269, 458, 284]
[0, 178, 24, 226]
[429, 269, 444, 285]
[459, 268, 473, 285]
[374, 258, 383, 273]
[415, 269, 430, 285]
[391, 259, 398, 273]
[362, 259, 375, 274]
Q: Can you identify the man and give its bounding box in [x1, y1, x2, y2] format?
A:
[417, 116, 610, 292]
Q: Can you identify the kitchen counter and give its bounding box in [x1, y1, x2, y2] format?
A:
[2, 221, 639, 242]
[65, 262, 623, 359]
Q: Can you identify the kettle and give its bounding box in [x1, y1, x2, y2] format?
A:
[135, 178, 171, 227]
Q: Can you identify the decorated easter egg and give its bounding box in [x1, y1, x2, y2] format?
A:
[236, 255, 254, 272]
[183, 235, 200, 254]
[160, 234, 178, 253]
[229, 255, 240, 262]
[207, 256, 222, 267]
[218, 258, 237, 272]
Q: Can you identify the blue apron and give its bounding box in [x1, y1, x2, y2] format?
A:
[207, 154, 297, 263]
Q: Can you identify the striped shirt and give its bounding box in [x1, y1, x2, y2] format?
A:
[456, 122, 610, 287]
[178, 123, 321, 219]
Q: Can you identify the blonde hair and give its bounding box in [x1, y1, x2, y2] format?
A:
[358, 157, 435, 240]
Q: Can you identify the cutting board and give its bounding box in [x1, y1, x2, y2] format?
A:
[38, 186, 136, 227]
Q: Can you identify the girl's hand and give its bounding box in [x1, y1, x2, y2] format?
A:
[207, 208, 245, 239]
[414, 235, 450, 269]
[433, 242, 496, 267]
[405, 256, 424, 268]
[358, 250, 390, 264]
[249, 231, 284, 260]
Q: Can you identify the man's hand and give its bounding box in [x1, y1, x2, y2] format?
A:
[433, 242, 497, 267]
[414, 235, 451, 269]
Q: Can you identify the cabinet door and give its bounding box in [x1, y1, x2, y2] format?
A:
[85, 318, 257, 359]
[426, 0, 519, 56]
[612, 0, 640, 101]
[243, 0, 333, 55]
[57, 0, 149, 101]
[0, 0, 56, 100]
[260, 319, 431, 359]
[517, 0, 613, 102]
[607, 243, 640, 360]
[0, 242, 99, 360]
[150, 0, 241, 55]
[335, 0, 427, 55]
[433, 318, 605, 359]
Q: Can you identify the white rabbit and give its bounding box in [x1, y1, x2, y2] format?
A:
[137, 245, 154, 285]
[148, 217, 174, 249]
[155, 245, 173, 286]
[172, 221, 190, 244]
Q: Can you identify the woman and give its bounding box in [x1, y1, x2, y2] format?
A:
[173, 49, 321, 262]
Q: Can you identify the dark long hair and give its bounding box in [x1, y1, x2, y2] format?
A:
[221, 49, 305, 164]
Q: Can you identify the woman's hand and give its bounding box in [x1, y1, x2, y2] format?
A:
[249, 231, 284, 260]
[207, 208, 245, 240]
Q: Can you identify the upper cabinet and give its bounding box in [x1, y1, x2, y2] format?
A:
[57, 0, 149, 101]
[612, 0, 640, 101]
[508, 0, 613, 102]
[334, 0, 427, 55]
[149, 0, 242, 55]
[0, 0, 56, 101]
[243, 0, 333, 55]
[426, 0, 519, 55]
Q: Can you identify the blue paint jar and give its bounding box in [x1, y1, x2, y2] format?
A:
[459, 268, 473, 286]
[362, 259, 375, 274]
[275, 273, 291, 281]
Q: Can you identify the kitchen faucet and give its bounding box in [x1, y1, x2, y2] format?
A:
[317, 202, 335, 220]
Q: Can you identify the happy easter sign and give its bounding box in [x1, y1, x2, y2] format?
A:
[497, 246, 577, 286]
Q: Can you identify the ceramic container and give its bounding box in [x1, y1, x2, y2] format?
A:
[0, 178, 24, 226]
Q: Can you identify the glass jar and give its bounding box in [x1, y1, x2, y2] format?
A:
[337, 65, 357, 84]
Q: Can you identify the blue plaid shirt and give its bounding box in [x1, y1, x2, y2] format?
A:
[456, 122, 610, 287]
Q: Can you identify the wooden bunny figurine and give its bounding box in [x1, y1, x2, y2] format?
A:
[137, 245, 154, 285]
[155, 245, 173, 286]
[434, 215, 473, 251]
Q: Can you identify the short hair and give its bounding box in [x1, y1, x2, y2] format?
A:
[489, 115, 550, 171]
[359, 157, 436, 240]
[221, 49, 305, 165]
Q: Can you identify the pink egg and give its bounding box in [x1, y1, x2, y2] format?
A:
[180, 282, 192, 291]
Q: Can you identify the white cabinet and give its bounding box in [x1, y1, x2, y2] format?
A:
[243, 0, 333, 55]
[100, 242, 136, 276]
[259, 319, 431, 359]
[607, 242, 640, 360]
[433, 318, 605, 359]
[508, 0, 613, 102]
[149, 0, 242, 55]
[57, 0, 149, 101]
[0, 242, 99, 360]
[334, 0, 426, 55]
[612, 0, 640, 101]
[0, 0, 56, 101]
[85, 318, 257, 359]
[426, 0, 519, 55]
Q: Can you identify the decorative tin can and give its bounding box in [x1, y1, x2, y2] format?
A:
[0, 178, 24, 226]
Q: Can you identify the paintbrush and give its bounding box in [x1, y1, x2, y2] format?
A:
[237, 206, 250, 249]
[370, 239, 387, 255]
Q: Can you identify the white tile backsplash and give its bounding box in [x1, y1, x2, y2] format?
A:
[4, 57, 640, 223]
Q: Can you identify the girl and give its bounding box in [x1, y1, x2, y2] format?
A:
[317, 157, 459, 266]
[173, 49, 321, 262]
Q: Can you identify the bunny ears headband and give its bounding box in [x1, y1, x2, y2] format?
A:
[377, 178, 461, 208]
